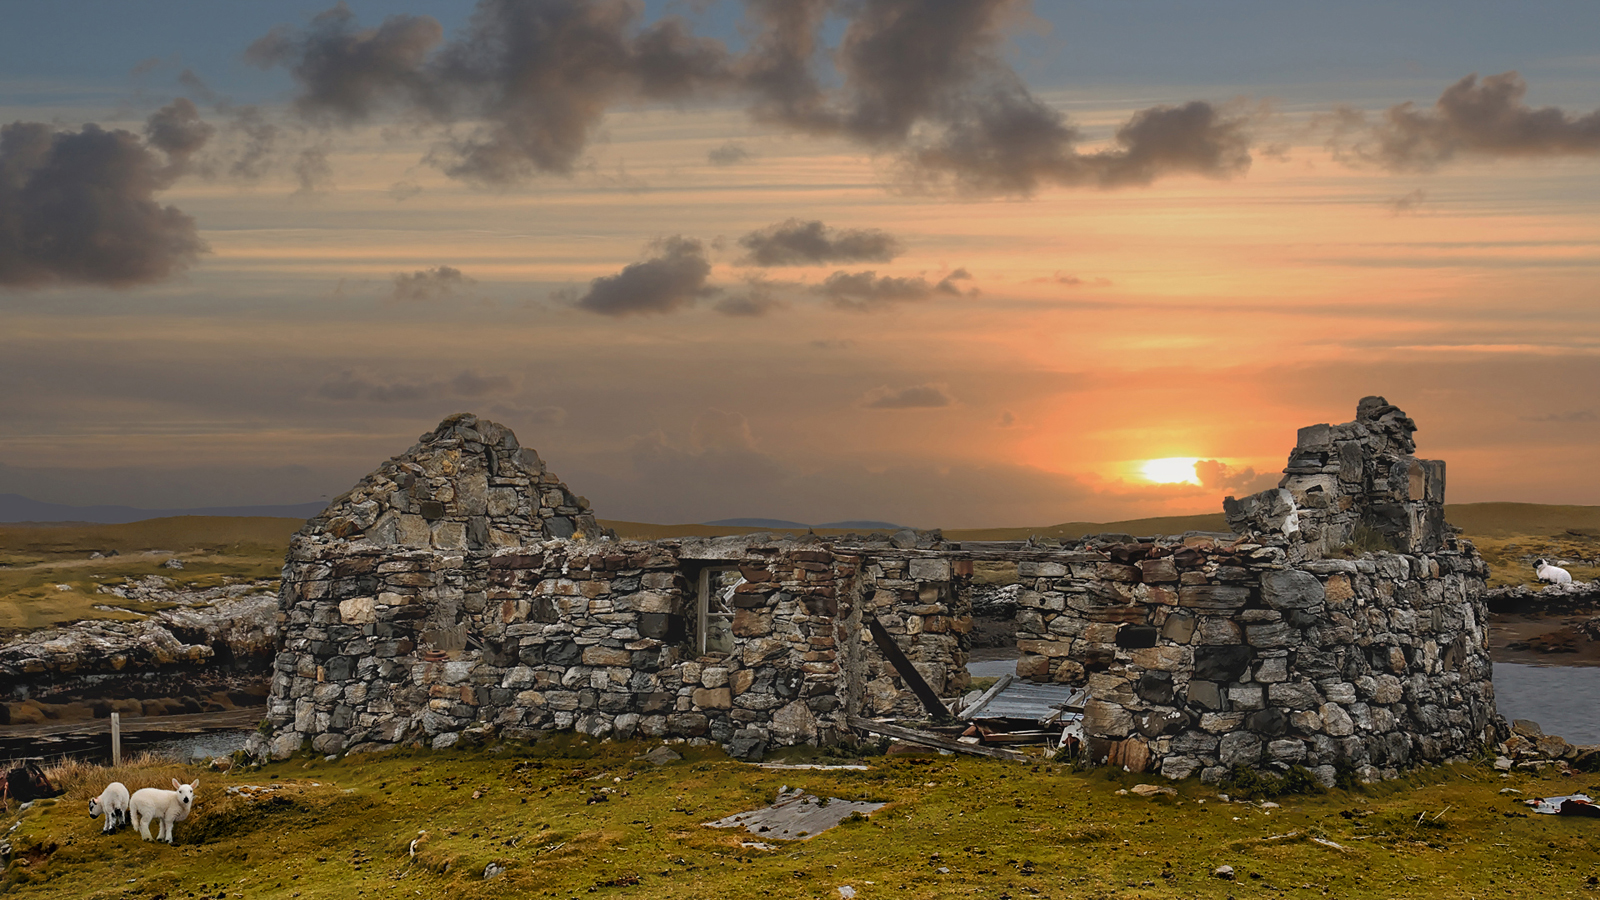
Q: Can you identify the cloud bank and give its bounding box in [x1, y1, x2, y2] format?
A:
[248, 0, 1256, 195]
[1332, 71, 1600, 171]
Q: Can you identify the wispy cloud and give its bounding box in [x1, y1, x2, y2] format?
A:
[389, 265, 476, 302]
[861, 383, 954, 409]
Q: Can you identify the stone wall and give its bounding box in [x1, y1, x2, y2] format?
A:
[263, 400, 1499, 782]
[1004, 535, 1491, 783]
[263, 415, 974, 760]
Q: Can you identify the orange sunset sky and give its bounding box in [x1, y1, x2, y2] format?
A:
[2, 1, 1598, 527]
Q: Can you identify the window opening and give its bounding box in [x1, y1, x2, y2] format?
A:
[697, 567, 743, 655]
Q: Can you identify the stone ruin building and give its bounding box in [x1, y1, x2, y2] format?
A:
[262, 398, 1496, 784]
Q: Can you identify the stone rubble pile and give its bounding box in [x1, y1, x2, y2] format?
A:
[1492, 719, 1600, 773]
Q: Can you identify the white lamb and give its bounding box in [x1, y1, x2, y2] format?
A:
[1535, 558, 1573, 585]
[88, 781, 130, 834]
[130, 778, 198, 843]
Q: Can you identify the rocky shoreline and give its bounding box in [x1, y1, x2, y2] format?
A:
[0, 577, 277, 728]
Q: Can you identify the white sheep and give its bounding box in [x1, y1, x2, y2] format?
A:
[130, 778, 198, 843]
[1535, 558, 1573, 585]
[88, 781, 130, 834]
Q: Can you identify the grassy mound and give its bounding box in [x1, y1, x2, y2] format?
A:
[4, 738, 1599, 898]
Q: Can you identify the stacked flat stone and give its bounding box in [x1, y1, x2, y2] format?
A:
[1227, 396, 1446, 557]
[304, 413, 601, 551]
[265, 532, 973, 759]
[1008, 535, 1491, 784]
[263, 414, 974, 760]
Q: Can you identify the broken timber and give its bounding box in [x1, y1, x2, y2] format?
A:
[865, 616, 952, 722]
[956, 673, 1013, 718]
[846, 715, 1029, 762]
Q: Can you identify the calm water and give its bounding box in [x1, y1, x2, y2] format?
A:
[964, 658, 1600, 745]
[1494, 663, 1600, 745]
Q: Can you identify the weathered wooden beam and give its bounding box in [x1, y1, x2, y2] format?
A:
[865, 616, 952, 722]
[957, 673, 1013, 718]
[846, 716, 1030, 762]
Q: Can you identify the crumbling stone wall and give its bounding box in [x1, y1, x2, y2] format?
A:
[264, 416, 973, 760]
[1225, 396, 1446, 557]
[1005, 536, 1490, 783]
[1001, 397, 1494, 783]
[265, 399, 1497, 782]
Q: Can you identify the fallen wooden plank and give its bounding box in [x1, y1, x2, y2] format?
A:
[846, 716, 1029, 762]
[958, 673, 1013, 718]
[977, 732, 1052, 744]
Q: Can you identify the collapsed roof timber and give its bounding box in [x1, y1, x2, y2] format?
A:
[259, 399, 1497, 784]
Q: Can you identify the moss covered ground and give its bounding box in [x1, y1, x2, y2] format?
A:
[5, 739, 1599, 899]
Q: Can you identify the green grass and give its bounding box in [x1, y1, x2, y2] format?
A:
[6, 739, 1600, 899]
[0, 517, 294, 636]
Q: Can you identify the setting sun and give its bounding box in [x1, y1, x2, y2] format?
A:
[1141, 457, 1201, 485]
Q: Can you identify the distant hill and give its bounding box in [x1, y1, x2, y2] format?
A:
[0, 493, 327, 525]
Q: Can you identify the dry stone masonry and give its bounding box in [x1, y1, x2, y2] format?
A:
[263, 415, 969, 760]
[263, 399, 1498, 783]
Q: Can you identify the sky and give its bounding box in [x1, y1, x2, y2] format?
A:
[2, 0, 1599, 528]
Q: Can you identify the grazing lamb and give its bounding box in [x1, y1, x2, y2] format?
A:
[130, 778, 198, 844]
[88, 781, 131, 833]
[1535, 558, 1573, 585]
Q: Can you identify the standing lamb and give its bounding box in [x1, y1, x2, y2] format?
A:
[88, 781, 131, 833]
[130, 778, 198, 844]
[1535, 558, 1573, 585]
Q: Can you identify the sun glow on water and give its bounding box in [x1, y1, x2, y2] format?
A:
[1141, 457, 1201, 485]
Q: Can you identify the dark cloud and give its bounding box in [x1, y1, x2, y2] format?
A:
[706, 141, 752, 166]
[814, 268, 970, 311]
[1333, 72, 1600, 172]
[998, 411, 1015, 427]
[861, 383, 954, 409]
[246, 4, 444, 123]
[737, 218, 902, 267]
[389, 265, 476, 302]
[810, 338, 855, 350]
[1194, 459, 1278, 495]
[317, 368, 515, 403]
[573, 236, 716, 316]
[253, 0, 730, 184]
[144, 98, 215, 168]
[1088, 101, 1254, 188]
[745, 0, 1253, 195]
[249, 0, 1250, 194]
[0, 111, 209, 289]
